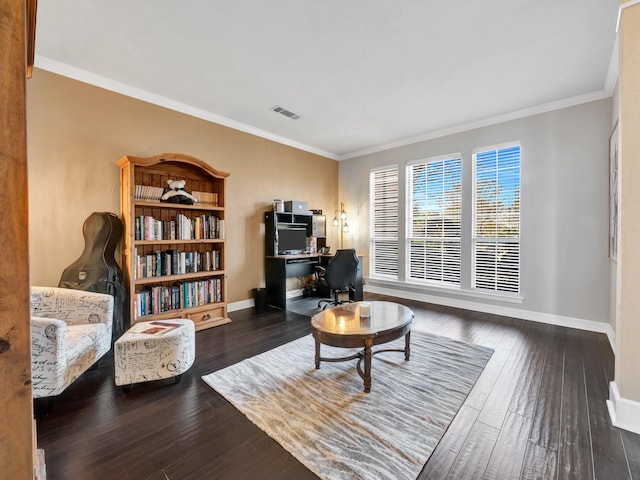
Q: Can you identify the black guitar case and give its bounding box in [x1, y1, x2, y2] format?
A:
[58, 212, 126, 343]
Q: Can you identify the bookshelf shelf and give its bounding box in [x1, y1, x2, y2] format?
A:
[134, 270, 226, 285]
[134, 200, 224, 212]
[118, 152, 230, 330]
[133, 302, 228, 330]
[134, 239, 224, 246]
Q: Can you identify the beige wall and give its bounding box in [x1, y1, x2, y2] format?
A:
[26, 69, 339, 304]
[616, 2, 640, 401]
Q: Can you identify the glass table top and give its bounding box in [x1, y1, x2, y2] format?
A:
[311, 301, 413, 336]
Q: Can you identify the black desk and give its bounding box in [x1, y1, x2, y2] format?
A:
[265, 254, 363, 309]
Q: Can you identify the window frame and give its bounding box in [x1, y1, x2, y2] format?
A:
[471, 141, 521, 294]
[406, 153, 463, 287]
[369, 165, 400, 280]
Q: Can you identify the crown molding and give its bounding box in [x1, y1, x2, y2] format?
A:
[339, 89, 613, 160]
[34, 55, 339, 161]
[604, 35, 619, 96]
[617, 0, 640, 32]
[35, 55, 614, 164]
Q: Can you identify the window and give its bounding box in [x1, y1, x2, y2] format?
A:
[473, 144, 521, 293]
[407, 155, 462, 285]
[370, 166, 399, 278]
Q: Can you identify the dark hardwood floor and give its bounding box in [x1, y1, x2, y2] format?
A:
[36, 294, 639, 479]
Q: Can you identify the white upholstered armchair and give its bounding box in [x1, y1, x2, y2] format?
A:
[30, 286, 114, 398]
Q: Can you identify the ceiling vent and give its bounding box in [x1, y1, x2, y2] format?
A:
[270, 105, 300, 120]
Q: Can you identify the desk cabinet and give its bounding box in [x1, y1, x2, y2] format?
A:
[265, 254, 363, 309]
[311, 215, 326, 238]
[265, 256, 318, 309]
[264, 211, 326, 256]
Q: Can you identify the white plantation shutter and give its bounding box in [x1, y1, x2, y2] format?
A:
[408, 156, 461, 285]
[473, 144, 521, 293]
[370, 166, 399, 278]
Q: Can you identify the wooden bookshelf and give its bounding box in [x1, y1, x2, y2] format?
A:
[118, 153, 230, 331]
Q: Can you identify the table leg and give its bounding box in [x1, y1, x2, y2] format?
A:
[363, 338, 373, 393]
[404, 331, 411, 361]
[315, 339, 321, 369]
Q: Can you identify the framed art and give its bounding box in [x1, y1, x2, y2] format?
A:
[609, 120, 619, 261]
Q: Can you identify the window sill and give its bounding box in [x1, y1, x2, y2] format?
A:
[366, 277, 525, 304]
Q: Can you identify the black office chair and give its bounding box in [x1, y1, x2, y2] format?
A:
[315, 249, 360, 310]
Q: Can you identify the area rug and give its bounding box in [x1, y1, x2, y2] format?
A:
[202, 332, 493, 480]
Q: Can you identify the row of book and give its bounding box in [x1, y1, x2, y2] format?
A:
[133, 278, 223, 319]
[135, 214, 225, 241]
[134, 185, 219, 206]
[134, 248, 221, 280]
[134, 184, 165, 202]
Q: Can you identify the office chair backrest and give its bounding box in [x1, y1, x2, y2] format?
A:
[325, 249, 359, 290]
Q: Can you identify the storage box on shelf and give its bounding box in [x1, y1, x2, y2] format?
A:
[118, 152, 230, 331]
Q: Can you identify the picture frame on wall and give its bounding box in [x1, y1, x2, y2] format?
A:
[609, 120, 619, 261]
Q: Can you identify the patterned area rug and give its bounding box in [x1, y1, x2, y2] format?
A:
[202, 332, 493, 480]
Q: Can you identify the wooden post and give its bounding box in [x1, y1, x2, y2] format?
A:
[0, 0, 35, 478]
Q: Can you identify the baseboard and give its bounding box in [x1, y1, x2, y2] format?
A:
[228, 299, 254, 312]
[231, 284, 616, 354]
[607, 381, 640, 435]
[286, 288, 305, 299]
[229, 289, 304, 312]
[364, 284, 616, 354]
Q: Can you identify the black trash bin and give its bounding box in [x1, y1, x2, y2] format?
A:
[252, 287, 268, 310]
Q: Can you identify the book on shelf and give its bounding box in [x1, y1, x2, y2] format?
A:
[134, 248, 221, 280]
[134, 185, 165, 202]
[134, 213, 224, 241]
[133, 277, 222, 319]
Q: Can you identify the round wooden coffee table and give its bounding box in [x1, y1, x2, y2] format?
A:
[310, 301, 414, 392]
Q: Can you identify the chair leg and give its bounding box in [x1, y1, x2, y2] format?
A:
[318, 291, 337, 309]
[318, 287, 355, 310]
[333, 289, 341, 305]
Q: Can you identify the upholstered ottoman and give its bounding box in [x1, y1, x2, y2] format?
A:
[114, 319, 195, 391]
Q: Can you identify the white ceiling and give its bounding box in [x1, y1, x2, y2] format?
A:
[34, 0, 619, 160]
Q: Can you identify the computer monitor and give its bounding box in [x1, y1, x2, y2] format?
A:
[277, 227, 307, 255]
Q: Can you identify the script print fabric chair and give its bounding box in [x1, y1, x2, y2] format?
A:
[30, 286, 114, 398]
[316, 249, 360, 310]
